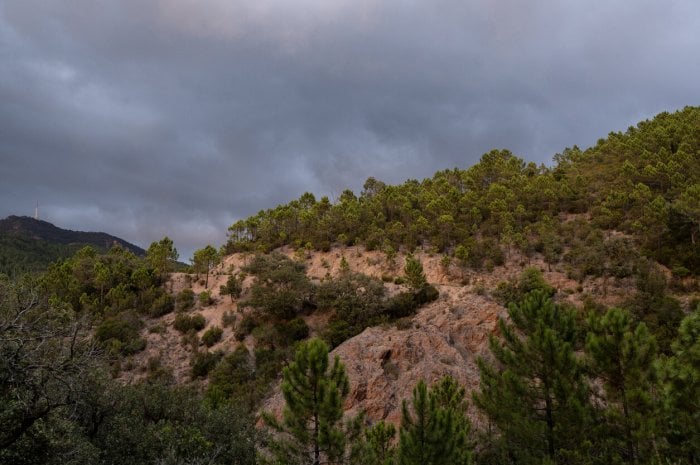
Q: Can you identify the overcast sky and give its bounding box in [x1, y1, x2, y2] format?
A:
[1, 0, 698, 259]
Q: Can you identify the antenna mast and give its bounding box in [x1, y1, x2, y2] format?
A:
[34, 201, 39, 220]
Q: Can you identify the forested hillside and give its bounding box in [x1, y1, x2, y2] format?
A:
[226, 106, 700, 273]
[0, 216, 145, 277]
[1, 107, 698, 465]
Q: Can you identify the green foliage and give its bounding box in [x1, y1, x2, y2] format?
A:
[176, 287, 195, 311]
[191, 350, 224, 378]
[149, 293, 174, 318]
[399, 376, 472, 465]
[95, 313, 146, 355]
[220, 273, 243, 301]
[585, 308, 658, 463]
[222, 310, 237, 327]
[173, 313, 206, 333]
[235, 314, 258, 341]
[0, 215, 145, 278]
[404, 254, 428, 290]
[275, 317, 310, 344]
[71, 376, 256, 465]
[202, 325, 223, 347]
[318, 271, 385, 324]
[658, 308, 700, 463]
[0, 232, 81, 277]
[367, 421, 398, 465]
[1, 269, 257, 465]
[473, 291, 589, 464]
[0, 275, 98, 454]
[224, 107, 700, 277]
[145, 236, 179, 281]
[243, 253, 313, 320]
[627, 261, 684, 353]
[494, 267, 555, 305]
[207, 344, 286, 412]
[191, 245, 220, 288]
[198, 289, 213, 306]
[261, 338, 349, 465]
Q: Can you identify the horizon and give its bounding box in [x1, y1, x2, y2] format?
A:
[1, 0, 699, 260]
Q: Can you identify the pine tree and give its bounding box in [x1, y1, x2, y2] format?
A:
[403, 254, 427, 290]
[191, 245, 219, 288]
[473, 290, 589, 465]
[262, 338, 349, 465]
[398, 376, 471, 465]
[145, 236, 178, 283]
[585, 307, 658, 464]
[350, 420, 397, 465]
[659, 308, 699, 464]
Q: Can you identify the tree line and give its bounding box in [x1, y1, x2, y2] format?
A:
[226, 107, 700, 275]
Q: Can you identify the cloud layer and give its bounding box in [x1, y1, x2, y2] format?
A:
[1, 0, 699, 259]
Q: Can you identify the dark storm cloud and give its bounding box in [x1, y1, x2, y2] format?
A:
[1, 0, 699, 258]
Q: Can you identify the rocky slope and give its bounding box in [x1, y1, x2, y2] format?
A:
[130, 244, 640, 427]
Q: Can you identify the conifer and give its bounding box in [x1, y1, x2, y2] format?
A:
[262, 338, 349, 465]
[398, 376, 471, 465]
[473, 290, 589, 464]
[585, 307, 658, 464]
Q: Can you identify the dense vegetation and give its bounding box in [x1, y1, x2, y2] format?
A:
[0, 215, 145, 277]
[1, 107, 699, 464]
[226, 107, 700, 274]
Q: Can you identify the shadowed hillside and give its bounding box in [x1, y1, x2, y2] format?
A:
[0, 215, 144, 276]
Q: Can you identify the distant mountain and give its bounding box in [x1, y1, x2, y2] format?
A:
[0, 215, 144, 277]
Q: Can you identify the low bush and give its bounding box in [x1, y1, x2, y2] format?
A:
[176, 288, 195, 311]
[191, 350, 223, 379]
[198, 290, 213, 306]
[202, 326, 223, 347]
[149, 294, 174, 318]
[174, 313, 206, 333]
[95, 313, 146, 355]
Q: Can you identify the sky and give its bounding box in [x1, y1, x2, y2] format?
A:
[1, 0, 699, 260]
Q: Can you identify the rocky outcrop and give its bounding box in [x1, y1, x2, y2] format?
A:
[264, 284, 504, 426]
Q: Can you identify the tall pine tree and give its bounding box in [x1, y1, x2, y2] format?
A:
[659, 308, 699, 464]
[473, 290, 589, 465]
[398, 376, 471, 465]
[585, 307, 658, 464]
[262, 338, 349, 465]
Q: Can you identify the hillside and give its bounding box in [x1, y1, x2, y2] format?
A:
[2, 107, 699, 464]
[226, 106, 700, 274]
[133, 245, 647, 425]
[0, 215, 145, 276]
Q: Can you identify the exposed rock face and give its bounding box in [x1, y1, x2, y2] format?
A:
[140, 245, 629, 425]
[265, 284, 504, 426]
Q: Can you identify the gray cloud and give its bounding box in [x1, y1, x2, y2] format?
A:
[1, 0, 699, 259]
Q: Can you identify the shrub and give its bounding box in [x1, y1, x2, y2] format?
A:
[322, 320, 356, 349]
[95, 313, 146, 355]
[414, 284, 439, 304]
[191, 350, 223, 379]
[235, 314, 257, 341]
[672, 265, 691, 279]
[173, 313, 206, 333]
[176, 288, 195, 311]
[404, 254, 428, 290]
[202, 326, 224, 347]
[198, 290, 213, 306]
[384, 292, 418, 319]
[149, 294, 174, 318]
[207, 346, 255, 405]
[222, 310, 237, 328]
[148, 323, 166, 334]
[220, 274, 243, 301]
[274, 317, 309, 344]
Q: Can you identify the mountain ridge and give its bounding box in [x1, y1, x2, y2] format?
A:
[0, 215, 145, 276]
